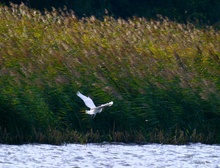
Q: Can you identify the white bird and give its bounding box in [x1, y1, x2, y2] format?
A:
[77, 91, 113, 118]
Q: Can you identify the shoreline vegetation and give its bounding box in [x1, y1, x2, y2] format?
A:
[0, 3, 220, 145]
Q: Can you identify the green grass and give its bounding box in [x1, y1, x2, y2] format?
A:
[0, 4, 220, 144]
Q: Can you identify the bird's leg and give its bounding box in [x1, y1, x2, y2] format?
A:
[92, 114, 96, 119]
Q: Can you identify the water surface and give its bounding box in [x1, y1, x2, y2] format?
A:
[0, 143, 220, 167]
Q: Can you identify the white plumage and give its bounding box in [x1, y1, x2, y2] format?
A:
[77, 91, 113, 117]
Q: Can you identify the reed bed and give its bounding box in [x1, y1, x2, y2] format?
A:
[0, 4, 220, 144]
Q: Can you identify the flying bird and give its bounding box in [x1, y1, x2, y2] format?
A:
[77, 91, 113, 118]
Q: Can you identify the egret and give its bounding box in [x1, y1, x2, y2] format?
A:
[77, 91, 113, 118]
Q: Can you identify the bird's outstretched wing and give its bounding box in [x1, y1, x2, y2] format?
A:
[77, 91, 96, 109]
[99, 101, 113, 108]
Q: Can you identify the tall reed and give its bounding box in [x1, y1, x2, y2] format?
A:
[0, 3, 220, 144]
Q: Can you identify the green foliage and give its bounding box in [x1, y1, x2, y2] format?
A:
[0, 4, 220, 144]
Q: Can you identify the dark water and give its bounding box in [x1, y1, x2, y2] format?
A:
[0, 143, 220, 168]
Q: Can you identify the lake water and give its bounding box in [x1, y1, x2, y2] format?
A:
[0, 143, 220, 168]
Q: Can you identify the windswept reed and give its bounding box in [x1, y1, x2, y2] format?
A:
[0, 4, 220, 144]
